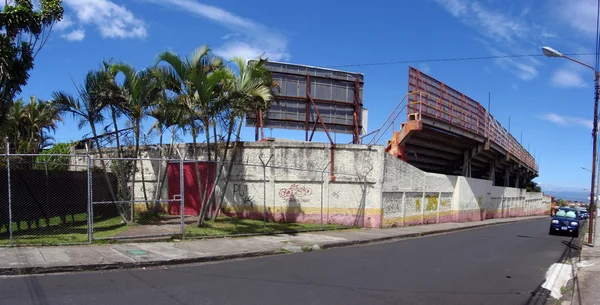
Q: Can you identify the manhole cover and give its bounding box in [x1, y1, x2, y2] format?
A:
[129, 250, 148, 255]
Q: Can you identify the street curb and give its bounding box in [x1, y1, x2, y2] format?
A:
[0, 216, 544, 276]
[0, 250, 283, 276]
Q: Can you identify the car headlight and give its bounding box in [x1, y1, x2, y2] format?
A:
[552, 220, 559, 224]
[571, 222, 578, 226]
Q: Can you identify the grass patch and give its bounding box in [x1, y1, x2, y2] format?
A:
[185, 216, 352, 238]
[0, 213, 129, 245]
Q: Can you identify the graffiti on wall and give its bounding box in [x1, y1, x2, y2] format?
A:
[279, 184, 312, 203]
[233, 184, 255, 207]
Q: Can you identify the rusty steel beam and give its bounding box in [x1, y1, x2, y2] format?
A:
[406, 137, 464, 155]
[406, 154, 452, 166]
[396, 120, 423, 145]
[404, 144, 458, 160]
[421, 116, 487, 143]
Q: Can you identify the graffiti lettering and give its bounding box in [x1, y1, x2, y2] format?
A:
[233, 184, 248, 197]
[233, 184, 254, 207]
[279, 184, 312, 201]
[332, 191, 340, 199]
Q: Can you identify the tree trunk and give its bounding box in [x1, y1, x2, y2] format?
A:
[214, 116, 243, 220]
[90, 121, 129, 224]
[134, 120, 150, 211]
[196, 120, 212, 226]
[191, 122, 204, 226]
[211, 116, 235, 221]
[154, 125, 177, 211]
[110, 106, 127, 203]
[151, 125, 164, 212]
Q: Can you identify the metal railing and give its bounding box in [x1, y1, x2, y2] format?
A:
[407, 92, 538, 171]
[407, 67, 538, 171]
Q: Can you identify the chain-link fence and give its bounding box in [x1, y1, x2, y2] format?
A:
[1, 151, 371, 246]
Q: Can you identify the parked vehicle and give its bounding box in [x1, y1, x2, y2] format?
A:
[578, 209, 590, 220]
[549, 207, 583, 237]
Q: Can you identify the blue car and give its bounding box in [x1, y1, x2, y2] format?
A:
[549, 208, 582, 237]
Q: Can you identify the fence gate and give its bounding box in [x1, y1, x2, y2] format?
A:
[90, 157, 184, 241]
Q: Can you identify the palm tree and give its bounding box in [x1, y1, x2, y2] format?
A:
[110, 63, 162, 211]
[148, 96, 185, 207]
[0, 96, 62, 155]
[21, 96, 62, 154]
[52, 71, 108, 156]
[211, 57, 274, 220]
[52, 70, 130, 223]
[1, 99, 27, 151]
[155, 45, 232, 225]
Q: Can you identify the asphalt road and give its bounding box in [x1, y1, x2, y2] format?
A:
[0, 219, 577, 305]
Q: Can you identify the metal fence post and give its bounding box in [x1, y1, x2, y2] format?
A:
[401, 192, 406, 226]
[259, 154, 273, 234]
[437, 192, 442, 223]
[320, 162, 331, 230]
[6, 139, 13, 246]
[87, 154, 93, 243]
[421, 191, 425, 225]
[180, 159, 185, 240]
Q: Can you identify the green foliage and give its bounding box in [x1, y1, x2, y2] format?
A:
[556, 198, 567, 207]
[0, 0, 64, 120]
[33, 142, 72, 171]
[525, 181, 542, 192]
[1, 95, 62, 153]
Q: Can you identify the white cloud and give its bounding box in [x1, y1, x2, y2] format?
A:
[551, 69, 588, 88]
[541, 113, 593, 129]
[61, 29, 85, 41]
[62, 0, 147, 39]
[54, 15, 74, 31]
[556, 0, 598, 37]
[436, 0, 548, 81]
[484, 45, 539, 81]
[144, 0, 290, 61]
[435, 0, 530, 44]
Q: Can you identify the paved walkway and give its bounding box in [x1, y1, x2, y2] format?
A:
[569, 216, 600, 305]
[0, 216, 545, 276]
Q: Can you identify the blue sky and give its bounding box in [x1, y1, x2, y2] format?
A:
[5, 0, 600, 192]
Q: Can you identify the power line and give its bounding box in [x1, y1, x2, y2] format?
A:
[326, 52, 596, 68]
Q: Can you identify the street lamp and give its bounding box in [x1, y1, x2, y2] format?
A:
[544, 46, 599, 245]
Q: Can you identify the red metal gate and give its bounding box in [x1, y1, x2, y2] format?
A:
[168, 162, 215, 216]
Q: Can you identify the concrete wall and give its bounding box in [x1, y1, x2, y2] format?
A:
[381, 153, 549, 227]
[216, 142, 385, 228]
[71, 142, 549, 229]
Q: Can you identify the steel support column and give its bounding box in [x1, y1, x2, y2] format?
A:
[462, 150, 472, 177]
[504, 168, 510, 187]
[489, 161, 495, 186]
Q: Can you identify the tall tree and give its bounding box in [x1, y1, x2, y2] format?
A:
[110, 63, 162, 210]
[212, 57, 274, 220]
[1, 95, 61, 154]
[52, 69, 130, 223]
[0, 0, 63, 122]
[155, 45, 231, 225]
[20, 95, 62, 153]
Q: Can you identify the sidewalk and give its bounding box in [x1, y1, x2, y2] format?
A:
[570, 216, 600, 305]
[0, 216, 544, 276]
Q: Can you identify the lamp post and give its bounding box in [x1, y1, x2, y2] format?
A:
[543, 46, 599, 244]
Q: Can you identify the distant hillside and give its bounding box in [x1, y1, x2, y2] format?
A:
[544, 190, 588, 202]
